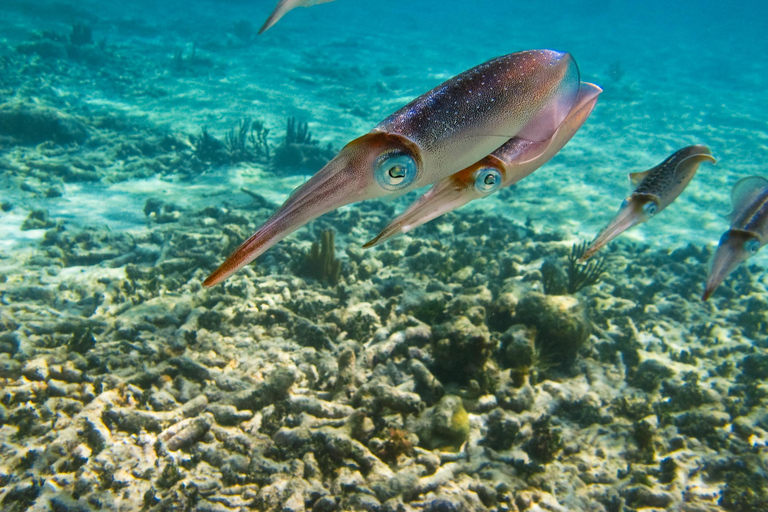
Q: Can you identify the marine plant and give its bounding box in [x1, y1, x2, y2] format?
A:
[566, 241, 608, 293]
[224, 117, 271, 163]
[523, 415, 562, 464]
[285, 116, 312, 145]
[296, 229, 343, 286]
[192, 127, 227, 165]
[374, 427, 414, 463]
[271, 116, 335, 174]
[69, 23, 92, 46]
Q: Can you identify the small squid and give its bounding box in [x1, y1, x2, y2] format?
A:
[363, 82, 602, 248]
[204, 49, 580, 286]
[702, 176, 768, 301]
[259, 0, 337, 34]
[580, 145, 716, 261]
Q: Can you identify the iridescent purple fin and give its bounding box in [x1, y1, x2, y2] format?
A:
[515, 55, 580, 142]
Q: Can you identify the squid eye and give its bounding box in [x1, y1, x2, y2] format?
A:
[474, 167, 502, 194]
[374, 152, 418, 191]
[745, 238, 760, 255]
[642, 202, 658, 217]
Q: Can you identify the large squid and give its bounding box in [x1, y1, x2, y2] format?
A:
[259, 0, 337, 34]
[204, 49, 580, 286]
[580, 145, 716, 261]
[363, 82, 602, 248]
[702, 176, 768, 301]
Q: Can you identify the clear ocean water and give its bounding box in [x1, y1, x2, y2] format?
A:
[0, 0, 766, 511]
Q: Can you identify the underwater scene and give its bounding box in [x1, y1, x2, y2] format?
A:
[1, 0, 767, 510]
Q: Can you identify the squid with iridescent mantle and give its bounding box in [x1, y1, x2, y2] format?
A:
[204, 49, 581, 286]
[580, 145, 716, 261]
[702, 176, 768, 301]
[364, 82, 602, 247]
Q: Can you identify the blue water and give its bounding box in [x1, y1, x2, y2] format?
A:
[1, 0, 767, 510]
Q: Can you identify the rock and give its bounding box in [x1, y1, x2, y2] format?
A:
[487, 292, 518, 332]
[431, 316, 495, 391]
[0, 102, 88, 144]
[207, 403, 253, 426]
[161, 413, 213, 451]
[353, 377, 424, 415]
[411, 395, 470, 451]
[622, 486, 674, 509]
[628, 359, 674, 392]
[496, 380, 535, 413]
[149, 390, 179, 412]
[21, 210, 58, 231]
[515, 292, 590, 369]
[0, 356, 22, 378]
[180, 394, 208, 417]
[481, 409, 521, 451]
[22, 358, 49, 381]
[499, 325, 536, 369]
[170, 356, 212, 382]
[103, 408, 163, 434]
[231, 367, 296, 411]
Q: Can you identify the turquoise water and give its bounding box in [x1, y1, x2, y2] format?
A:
[0, 0, 766, 511]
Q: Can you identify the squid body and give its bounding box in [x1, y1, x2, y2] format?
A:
[703, 176, 768, 300]
[204, 49, 580, 286]
[364, 81, 602, 247]
[581, 145, 715, 261]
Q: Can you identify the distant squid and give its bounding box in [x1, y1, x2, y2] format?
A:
[204, 49, 581, 286]
[580, 145, 716, 261]
[702, 176, 768, 301]
[259, 0, 337, 34]
[364, 82, 602, 248]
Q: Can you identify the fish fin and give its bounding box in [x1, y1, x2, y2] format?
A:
[515, 56, 581, 142]
[628, 169, 652, 188]
[727, 176, 768, 221]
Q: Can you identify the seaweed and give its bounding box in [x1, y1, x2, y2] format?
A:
[285, 116, 312, 145]
[272, 117, 335, 174]
[566, 241, 608, 293]
[523, 416, 562, 464]
[249, 119, 271, 159]
[374, 427, 414, 463]
[296, 229, 343, 286]
[192, 127, 227, 165]
[225, 117, 271, 163]
[70, 23, 92, 46]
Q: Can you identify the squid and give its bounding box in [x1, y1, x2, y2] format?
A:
[204, 49, 581, 286]
[580, 145, 715, 261]
[702, 176, 768, 301]
[363, 82, 602, 248]
[259, 0, 337, 34]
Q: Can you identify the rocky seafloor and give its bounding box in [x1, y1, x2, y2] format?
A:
[1, 2, 768, 512]
[2, 169, 768, 512]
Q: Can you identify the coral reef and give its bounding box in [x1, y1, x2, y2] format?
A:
[0, 4, 764, 511]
